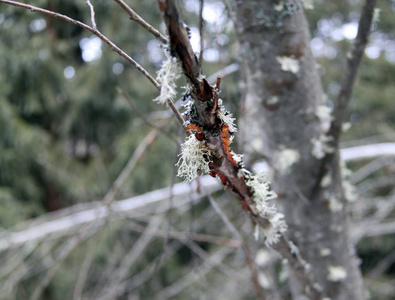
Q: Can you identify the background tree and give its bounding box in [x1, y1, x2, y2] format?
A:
[0, 0, 395, 299]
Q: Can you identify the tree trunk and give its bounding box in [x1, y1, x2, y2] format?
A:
[231, 1, 364, 299]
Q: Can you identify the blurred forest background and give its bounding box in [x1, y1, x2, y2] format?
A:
[0, 0, 395, 299]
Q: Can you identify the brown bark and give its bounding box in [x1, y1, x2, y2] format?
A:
[231, 1, 365, 299]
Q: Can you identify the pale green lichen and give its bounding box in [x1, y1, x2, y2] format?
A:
[176, 135, 211, 182]
[154, 52, 181, 105]
[373, 8, 381, 23]
[311, 134, 334, 159]
[217, 109, 238, 133]
[327, 265, 347, 282]
[276, 56, 300, 74]
[274, 147, 300, 175]
[246, 173, 287, 245]
[302, 0, 314, 10]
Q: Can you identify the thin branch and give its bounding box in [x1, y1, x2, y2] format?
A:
[103, 128, 160, 205]
[0, 0, 158, 88]
[198, 0, 204, 71]
[116, 87, 178, 143]
[207, 194, 267, 299]
[85, 0, 97, 30]
[113, 0, 167, 44]
[126, 221, 240, 248]
[0, 0, 186, 128]
[312, 0, 376, 193]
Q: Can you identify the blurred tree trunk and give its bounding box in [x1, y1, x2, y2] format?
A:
[231, 1, 364, 299]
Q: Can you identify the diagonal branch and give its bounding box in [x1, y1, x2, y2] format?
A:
[113, 0, 168, 44]
[0, 0, 185, 126]
[312, 0, 376, 193]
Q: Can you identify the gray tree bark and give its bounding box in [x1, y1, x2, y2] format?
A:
[230, 1, 364, 299]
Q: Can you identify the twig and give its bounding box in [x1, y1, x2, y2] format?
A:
[0, 0, 157, 87]
[312, 0, 376, 194]
[113, 0, 167, 44]
[207, 194, 267, 299]
[0, 0, 186, 127]
[126, 221, 240, 248]
[73, 244, 95, 300]
[85, 0, 97, 30]
[116, 87, 178, 143]
[29, 223, 102, 300]
[198, 0, 204, 71]
[102, 128, 161, 205]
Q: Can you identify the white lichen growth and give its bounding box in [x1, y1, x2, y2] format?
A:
[176, 135, 211, 182]
[327, 265, 347, 282]
[302, 0, 314, 10]
[217, 110, 238, 132]
[311, 134, 334, 159]
[340, 159, 357, 202]
[328, 196, 343, 212]
[276, 56, 300, 74]
[255, 249, 271, 266]
[274, 1, 284, 11]
[342, 122, 351, 132]
[315, 105, 333, 132]
[246, 173, 287, 245]
[217, 99, 238, 133]
[267, 96, 279, 106]
[274, 147, 300, 175]
[320, 248, 331, 257]
[154, 52, 181, 105]
[373, 8, 381, 23]
[321, 172, 332, 188]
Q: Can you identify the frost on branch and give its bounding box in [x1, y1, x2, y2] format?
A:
[176, 135, 211, 182]
[246, 173, 287, 245]
[153, 51, 181, 105]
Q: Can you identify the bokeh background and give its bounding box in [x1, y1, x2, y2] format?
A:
[0, 0, 394, 299]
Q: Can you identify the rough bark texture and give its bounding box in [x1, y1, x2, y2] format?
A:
[231, 1, 364, 299]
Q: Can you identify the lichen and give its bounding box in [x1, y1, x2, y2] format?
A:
[327, 265, 347, 282]
[153, 51, 181, 105]
[276, 56, 300, 74]
[217, 109, 238, 133]
[273, 147, 300, 175]
[246, 173, 287, 245]
[315, 105, 333, 132]
[311, 134, 334, 159]
[176, 135, 211, 182]
[302, 0, 314, 10]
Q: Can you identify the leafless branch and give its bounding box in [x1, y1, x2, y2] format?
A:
[103, 128, 162, 205]
[207, 194, 267, 299]
[0, 0, 186, 127]
[113, 0, 168, 44]
[313, 0, 377, 191]
[85, 0, 97, 30]
[198, 0, 204, 70]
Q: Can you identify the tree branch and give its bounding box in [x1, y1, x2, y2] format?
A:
[113, 0, 168, 44]
[312, 0, 376, 193]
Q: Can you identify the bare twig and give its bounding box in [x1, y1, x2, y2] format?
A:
[198, 0, 204, 70]
[113, 0, 168, 44]
[126, 221, 240, 248]
[312, 0, 377, 193]
[73, 244, 95, 300]
[207, 194, 267, 299]
[103, 128, 161, 205]
[85, 0, 97, 30]
[0, 0, 157, 87]
[0, 0, 186, 127]
[116, 87, 178, 143]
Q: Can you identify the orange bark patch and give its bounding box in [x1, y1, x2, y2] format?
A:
[220, 124, 238, 167]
